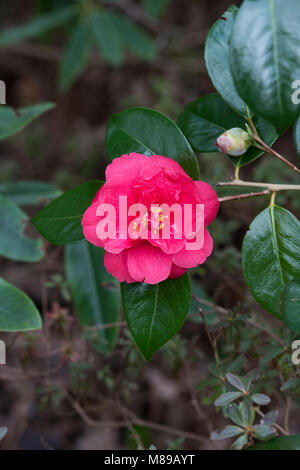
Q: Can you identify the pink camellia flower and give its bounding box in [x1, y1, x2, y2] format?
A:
[82, 153, 219, 285]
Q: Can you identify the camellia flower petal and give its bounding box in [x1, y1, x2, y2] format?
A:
[82, 153, 219, 284]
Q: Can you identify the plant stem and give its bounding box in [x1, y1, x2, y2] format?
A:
[215, 179, 300, 192]
[253, 135, 300, 176]
[245, 106, 300, 176]
[194, 296, 287, 348]
[218, 190, 271, 202]
[234, 165, 240, 180]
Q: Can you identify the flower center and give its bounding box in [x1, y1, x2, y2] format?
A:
[133, 206, 168, 236]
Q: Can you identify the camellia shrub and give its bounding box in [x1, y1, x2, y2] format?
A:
[2, 0, 298, 450]
[32, 0, 300, 358]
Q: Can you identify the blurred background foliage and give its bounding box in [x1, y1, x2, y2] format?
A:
[0, 0, 300, 450]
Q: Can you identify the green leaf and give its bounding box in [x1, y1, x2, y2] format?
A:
[0, 181, 62, 205]
[90, 9, 124, 66]
[121, 273, 191, 361]
[31, 181, 102, 245]
[239, 401, 253, 426]
[143, 0, 170, 17]
[230, 0, 300, 133]
[0, 195, 43, 262]
[211, 425, 243, 441]
[231, 434, 248, 450]
[262, 410, 278, 426]
[177, 93, 277, 167]
[250, 435, 300, 450]
[111, 12, 156, 61]
[281, 378, 300, 392]
[253, 424, 275, 440]
[214, 391, 242, 407]
[260, 344, 284, 365]
[205, 6, 245, 115]
[0, 6, 77, 46]
[282, 277, 300, 334]
[0, 427, 7, 441]
[227, 403, 244, 427]
[251, 393, 271, 406]
[0, 278, 42, 331]
[242, 205, 300, 318]
[226, 373, 246, 392]
[59, 18, 92, 90]
[65, 240, 121, 354]
[0, 103, 55, 141]
[227, 355, 245, 374]
[294, 117, 300, 167]
[106, 107, 199, 179]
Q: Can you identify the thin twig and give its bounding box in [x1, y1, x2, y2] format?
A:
[284, 396, 292, 434]
[253, 135, 300, 176]
[67, 395, 211, 446]
[218, 190, 271, 202]
[199, 308, 221, 368]
[84, 321, 126, 331]
[245, 106, 300, 176]
[194, 296, 287, 348]
[215, 179, 300, 192]
[246, 319, 287, 349]
[118, 402, 145, 450]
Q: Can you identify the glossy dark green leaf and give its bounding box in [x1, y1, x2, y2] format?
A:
[111, 12, 156, 61]
[282, 277, 300, 334]
[205, 5, 245, 115]
[121, 273, 191, 361]
[32, 181, 102, 245]
[294, 116, 300, 167]
[0, 103, 55, 140]
[59, 18, 92, 90]
[242, 205, 300, 318]
[177, 94, 277, 167]
[250, 435, 300, 450]
[90, 9, 124, 66]
[0, 181, 61, 205]
[230, 0, 300, 133]
[0, 278, 41, 331]
[65, 241, 121, 354]
[0, 6, 77, 46]
[0, 195, 43, 262]
[106, 107, 199, 179]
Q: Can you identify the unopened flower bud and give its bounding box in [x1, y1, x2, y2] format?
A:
[216, 128, 251, 156]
